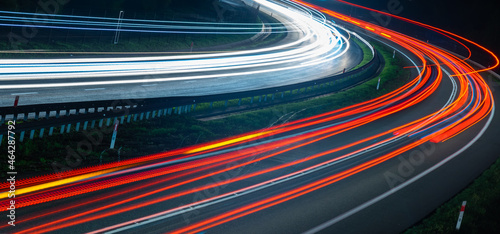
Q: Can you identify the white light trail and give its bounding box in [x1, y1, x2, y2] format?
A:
[0, 0, 350, 90]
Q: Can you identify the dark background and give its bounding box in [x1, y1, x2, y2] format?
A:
[0, 0, 218, 18]
[345, 0, 500, 72]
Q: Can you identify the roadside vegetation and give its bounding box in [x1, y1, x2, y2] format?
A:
[405, 156, 500, 233]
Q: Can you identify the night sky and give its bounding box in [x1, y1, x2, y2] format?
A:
[345, 0, 500, 71]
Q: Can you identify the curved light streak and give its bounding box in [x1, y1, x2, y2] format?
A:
[0, 0, 350, 90]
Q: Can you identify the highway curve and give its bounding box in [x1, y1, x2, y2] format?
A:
[0, 0, 499, 233]
[0, 0, 362, 106]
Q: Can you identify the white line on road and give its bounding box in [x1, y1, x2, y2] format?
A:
[141, 84, 157, 87]
[84, 88, 106, 91]
[10, 92, 38, 95]
[92, 125, 410, 234]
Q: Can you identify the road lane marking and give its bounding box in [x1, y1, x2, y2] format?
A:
[10, 92, 38, 95]
[84, 88, 106, 91]
[91, 32, 428, 233]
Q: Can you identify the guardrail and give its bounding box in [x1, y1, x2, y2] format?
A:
[0, 49, 382, 145]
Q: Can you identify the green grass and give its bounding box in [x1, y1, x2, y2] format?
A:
[351, 36, 373, 70]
